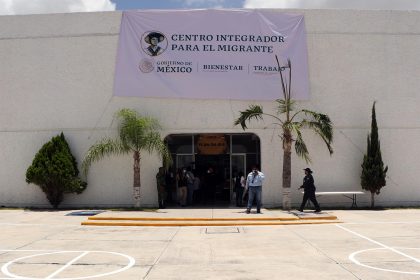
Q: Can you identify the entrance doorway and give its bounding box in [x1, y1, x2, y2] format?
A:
[164, 133, 260, 206]
[195, 154, 229, 205]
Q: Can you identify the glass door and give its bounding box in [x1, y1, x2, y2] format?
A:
[230, 154, 246, 204]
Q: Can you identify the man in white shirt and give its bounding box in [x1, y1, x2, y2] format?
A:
[245, 166, 265, 214]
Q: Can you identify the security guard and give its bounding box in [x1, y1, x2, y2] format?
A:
[156, 167, 167, 209]
[298, 168, 321, 212]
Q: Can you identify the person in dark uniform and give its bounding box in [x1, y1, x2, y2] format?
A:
[156, 167, 167, 209]
[298, 168, 321, 213]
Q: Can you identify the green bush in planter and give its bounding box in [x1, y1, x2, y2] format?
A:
[26, 133, 87, 208]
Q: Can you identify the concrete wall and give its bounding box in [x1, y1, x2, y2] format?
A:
[0, 10, 419, 208]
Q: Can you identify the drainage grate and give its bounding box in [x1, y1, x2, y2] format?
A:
[66, 210, 105, 216]
[205, 227, 240, 234]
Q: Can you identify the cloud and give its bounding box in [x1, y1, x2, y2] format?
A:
[0, 0, 116, 15]
[243, 0, 420, 10]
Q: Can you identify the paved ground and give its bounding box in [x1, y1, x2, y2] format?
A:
[0, 208, 419, 279]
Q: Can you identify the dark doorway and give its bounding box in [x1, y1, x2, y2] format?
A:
[164, 133, 260, 207]
[195, 154, 230, 205]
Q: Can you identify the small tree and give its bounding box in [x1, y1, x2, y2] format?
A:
[361, 102, 388, 208]
[26, 133, 87, 208]
[82, 108, 172, 208]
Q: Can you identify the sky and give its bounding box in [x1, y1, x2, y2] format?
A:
[1, 0, 420, 15]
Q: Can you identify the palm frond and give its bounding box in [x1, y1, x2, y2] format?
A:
[82, 138, 127, 175]
[140, 131, 173, 168]
[275, 98, 295, 115]
[234, 105, 264, 129]
[234, 104, 285, 130]
[301, 110, 334, 154]
[141, 131, 165, 153]
[116, 109, 172, 167]
[283, 121, 301, 132]
[294, 130, 311, 163]
[116, 109, 162, 149]
[289, 109, 305, 123]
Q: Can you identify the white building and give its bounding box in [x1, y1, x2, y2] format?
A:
[1, 9, 419, 208]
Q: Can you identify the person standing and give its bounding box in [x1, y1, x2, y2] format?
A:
[186, 167, 195, 206]
[245, 166, 265, 214]
[234, 171, 246, 207]
[298, 168, 321, 213]
[165, 169, 176, 204]
[155, 167, 167, 209]
[178, 168, 189, 207]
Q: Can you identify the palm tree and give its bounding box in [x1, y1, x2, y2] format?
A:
[234, 56, 333, 210]
[82, 108, 172, 208]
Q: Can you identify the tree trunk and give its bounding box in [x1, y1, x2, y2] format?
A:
[133, 151, 141, 208]
[282, 129, 292, 210]
[370, 192, 375, 209]
[45, 183, 63, 209]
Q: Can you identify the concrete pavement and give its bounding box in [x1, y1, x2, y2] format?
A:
[0, 208, 419, 279]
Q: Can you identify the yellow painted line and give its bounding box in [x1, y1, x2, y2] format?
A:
[88, 216, 299, 221]
[81, 220, 341, 227]
[298, 215, 338, 220]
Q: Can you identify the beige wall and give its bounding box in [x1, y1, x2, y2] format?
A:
[0, 10, 419, 208]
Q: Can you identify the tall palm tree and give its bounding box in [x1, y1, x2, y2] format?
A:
[234, 57, 333, 210]
[82, 108, 172, 208]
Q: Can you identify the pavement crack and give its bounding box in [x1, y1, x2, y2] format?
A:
[142, 227, 181, 280]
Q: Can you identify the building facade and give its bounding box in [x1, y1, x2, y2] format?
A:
[1, 9, 419, 208]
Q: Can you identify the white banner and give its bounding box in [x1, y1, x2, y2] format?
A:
[114, 10, 310, 100]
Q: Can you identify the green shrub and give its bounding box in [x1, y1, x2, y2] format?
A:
[26, 133, 87, 208]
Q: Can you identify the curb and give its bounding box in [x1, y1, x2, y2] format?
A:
[82, 214, 339, 227]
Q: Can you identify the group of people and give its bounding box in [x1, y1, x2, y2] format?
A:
[156, 166, 200, 208]
[156, 166, 218, 208]
[177, 167, 201, 207]
[157, 165, 321, 213]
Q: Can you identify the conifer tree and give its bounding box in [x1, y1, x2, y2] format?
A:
[361, 102, 388, 208]
[26, 133, 87, 208]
